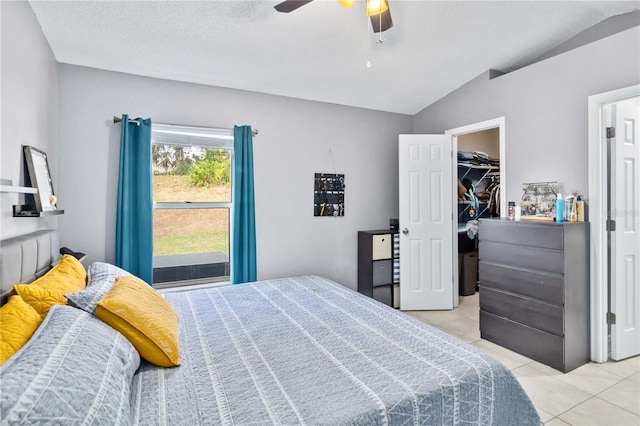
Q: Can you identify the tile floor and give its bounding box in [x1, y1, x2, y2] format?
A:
[405, 293, 640, 426]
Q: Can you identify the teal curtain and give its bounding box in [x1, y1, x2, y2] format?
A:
[115, 115, 153, 284]
[231, 125, 256, 284]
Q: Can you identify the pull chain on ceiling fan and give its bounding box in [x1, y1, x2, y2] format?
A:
[366, 2, 385, 69]
[274, 0, 393, 33]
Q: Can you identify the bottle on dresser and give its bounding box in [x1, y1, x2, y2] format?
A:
[555, 193, 564, 223]
[576, 196, 585, 222]
[565, 192, 578, 222]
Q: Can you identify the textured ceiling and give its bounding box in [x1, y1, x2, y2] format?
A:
[29, 1, 640, 114]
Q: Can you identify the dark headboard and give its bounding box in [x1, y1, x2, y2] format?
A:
[0, 229, 60, 304]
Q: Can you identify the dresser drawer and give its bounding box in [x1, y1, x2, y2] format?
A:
[373, 285, 392, 306]
[479, 261, 564, 305]
[372, 234, 392, 260]
[480, 220, 564, 250]
[372, 260, 392, 286]
[480, 311, 565, 372]
[480, 287, 563, 336]
[479, 240, 564, 274]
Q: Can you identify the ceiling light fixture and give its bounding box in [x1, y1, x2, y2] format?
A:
[274, 0, 393, 33]
[366, 0, 388, 16]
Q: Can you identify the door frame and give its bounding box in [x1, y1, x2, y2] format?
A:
[588, 84, 640, 363]
[446, 117, 506, 307]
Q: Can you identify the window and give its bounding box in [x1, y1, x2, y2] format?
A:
[151, 123, 233, 288]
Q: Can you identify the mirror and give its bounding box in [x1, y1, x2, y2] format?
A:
[23, 145, 57, 211]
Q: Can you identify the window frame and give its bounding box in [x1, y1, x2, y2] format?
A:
[151, 123, 234, 284]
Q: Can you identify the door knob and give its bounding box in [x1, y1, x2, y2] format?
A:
[402, 228, 409, 235]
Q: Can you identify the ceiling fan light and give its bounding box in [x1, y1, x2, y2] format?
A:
[338, 0, 354, 8]
[366, 0, 388, 16]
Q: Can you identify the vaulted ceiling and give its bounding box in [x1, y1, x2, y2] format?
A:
[29, 1, 639, 114]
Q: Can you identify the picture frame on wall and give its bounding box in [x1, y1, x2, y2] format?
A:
[23, 145, 57, 212]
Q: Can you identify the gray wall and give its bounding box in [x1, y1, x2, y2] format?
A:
[414, 26, 640, 205]
[0, 1, 59, 239]
[57, 65, 412, 289]
[5, 1, 638, 291]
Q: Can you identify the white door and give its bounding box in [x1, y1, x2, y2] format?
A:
[611, 96, 640, 360]
[399, 134, 453, 310]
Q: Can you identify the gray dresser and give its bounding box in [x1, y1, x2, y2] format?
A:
[478, 218, 590, 373]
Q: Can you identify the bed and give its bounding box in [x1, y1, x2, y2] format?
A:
[1, 230, 541, 425]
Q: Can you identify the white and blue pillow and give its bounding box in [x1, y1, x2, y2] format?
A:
[0, 304, 140, 424]
[66, 262, 131, 314]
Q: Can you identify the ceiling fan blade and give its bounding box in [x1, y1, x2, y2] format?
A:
[370, 6, 393, 33]
[274, 0, 314, 13]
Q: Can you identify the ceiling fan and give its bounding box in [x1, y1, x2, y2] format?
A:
[274, 0, 393, 33]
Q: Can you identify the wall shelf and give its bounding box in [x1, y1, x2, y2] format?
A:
[3, 179, 62, 218]
[0, 179, 38, 194]
[13, 205, 64, 218]
[0, 185, 38, 194]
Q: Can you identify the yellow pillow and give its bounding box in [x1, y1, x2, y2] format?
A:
[13, 254, 87, 318]
[0, 295, 43, 365]
[95, 275, 180, 367]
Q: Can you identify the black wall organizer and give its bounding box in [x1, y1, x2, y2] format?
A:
[314, 173, 344, 217]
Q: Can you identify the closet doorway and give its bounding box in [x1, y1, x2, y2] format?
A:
[397, 118, 505, 311]
[446, 117, 506, 308]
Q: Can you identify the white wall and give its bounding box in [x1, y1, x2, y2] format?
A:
[413, 26, 640, 205]
[57, 65, 412, 289]
[0, 0, 59, 239]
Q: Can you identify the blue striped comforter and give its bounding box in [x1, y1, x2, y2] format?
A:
[131, 275, 540, 425]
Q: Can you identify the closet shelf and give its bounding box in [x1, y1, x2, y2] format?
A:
[457, 163, 499, 170]
[458, 163, 499, 181]
[458, 200, 489, 205]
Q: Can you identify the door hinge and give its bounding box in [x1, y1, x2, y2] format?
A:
[606, 219, 616, 232]
[606, 127, 616, 138]
[607, 312, 616, 325]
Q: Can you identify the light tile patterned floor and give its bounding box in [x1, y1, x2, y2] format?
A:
[405, 293, 640, 426]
